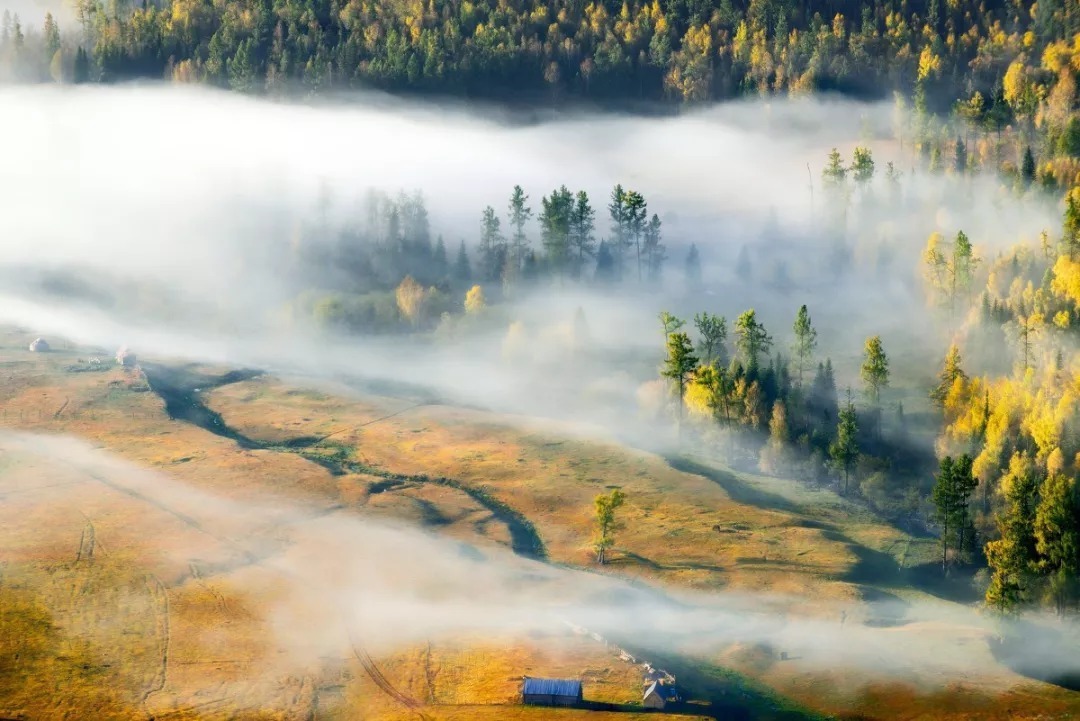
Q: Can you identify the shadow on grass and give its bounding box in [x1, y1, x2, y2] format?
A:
[665, 456, 803, 514]
[607, 644, 830, 721]
[669, 455, 980, 605]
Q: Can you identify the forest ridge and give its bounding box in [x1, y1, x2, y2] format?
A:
[0, 0, 1077, 114]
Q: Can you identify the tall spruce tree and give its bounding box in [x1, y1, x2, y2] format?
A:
[661, 331, 698, 436]
[792, 304, 818, 385]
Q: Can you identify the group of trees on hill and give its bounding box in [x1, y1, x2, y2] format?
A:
[659, 301, 925, 513]
[296, 182, 690, 332]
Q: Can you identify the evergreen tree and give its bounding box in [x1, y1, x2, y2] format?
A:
[659, 311, 685, 342]
[507, 185, 532, 273]
[850, 146, 874, 185]
[792, 304, 818, 385]
[1021, 145, 1036, 188]
[608, 185, 627, 279]
[822, 148, 848, 189]
[661, 331, 698, 435]
[479, 206, 505, 282]
[1064, 187, 1080, 258]
[985, 457, 1040, 613]
[685, 243, 702, 288]
[433, 236, 449, 279]
[810, 358, 839, 429]
[1034, 473, 1080, 615]
[73, 46, 89, 84]
[693, 312, 727, 366]
[735, 309, 772, 372]
[569, 190, 596, 278]
[860, 335, 890, 407]
[624, 190, 647, 282]
[829, 396, 859, 494]
[932, 455, 978, 572]
[643, 214, 665, 282]
[594, 240, 615, 283]
[954, 136, 967, 174]
[540, 186, 573, 278]
[453, 240, 472, 284]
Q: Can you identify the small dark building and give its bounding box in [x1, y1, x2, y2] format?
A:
[521, 676, 583, 707]
[643, 680, 675, 710]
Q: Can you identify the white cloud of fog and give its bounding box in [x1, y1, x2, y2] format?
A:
[0, 82, 1067, 443]
[5, 430, 1079, 695]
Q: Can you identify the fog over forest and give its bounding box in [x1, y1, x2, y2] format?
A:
[0, 84, 1062, 423]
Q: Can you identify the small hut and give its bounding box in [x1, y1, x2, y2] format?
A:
[116, 347, 137, 368]
[643, 681, 673, 710]
[521, 677, 583, 707]
[28, 338, 50, 352]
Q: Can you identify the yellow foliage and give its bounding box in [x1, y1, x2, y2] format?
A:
[684, 379, 712, 420]
[917, 45, 941, 81]
[464, 284, 486, 314]
[1047, 447, 1066, 475]
[1051, 254, 1080, 308]
[1042, 40, 1072, 73]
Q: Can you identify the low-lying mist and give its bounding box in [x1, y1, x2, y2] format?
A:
[4, 431, 1078, 694]
[0, 83, 1062, 443]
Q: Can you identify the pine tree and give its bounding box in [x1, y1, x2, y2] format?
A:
[932, 455, 977, 572]
[693, 312, 727, 366]
[792, 304, 818, 385]
[432, 236, 449, 279]
[822, 148, 847, 189]
[985, 454, 1040, 613]
[643, 214, 665, 282]
[507, 185, 532, 273]
[661, 331, 698, 435]
[569, 190, 596, 278]
[624, 190, 647, 282]
[829, 397, 859, 494]
[954, 137, 967, 174]
[73, 46, 90, 83]
[479, 206, 505, 282]
[659, 311, 685, 342]
[860, 335, 890, 407]
[735, 309, 772, 373]
[1034, 473, 1080, 615]
[608, 185, 627, 279]
[850, 147, 874, 185]
[540, 186, 573, 278]
[1063, 187, 1080, 258]
[1021, 146, 1037, 188]
[594, 240, 615, 283]
[453, 240, 472, 284]
[685, 243, 702, 288]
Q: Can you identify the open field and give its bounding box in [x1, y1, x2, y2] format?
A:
[0, 331, 1079, 720]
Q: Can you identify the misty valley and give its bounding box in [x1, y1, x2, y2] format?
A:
[4, 1, 1080, 719]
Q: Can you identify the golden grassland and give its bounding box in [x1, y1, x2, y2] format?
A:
[0, 332, 1077, 720]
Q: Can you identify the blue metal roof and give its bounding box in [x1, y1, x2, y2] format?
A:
[522, 677, 582, 696]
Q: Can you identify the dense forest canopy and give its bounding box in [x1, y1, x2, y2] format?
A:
[0, 0, 1076, 110]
